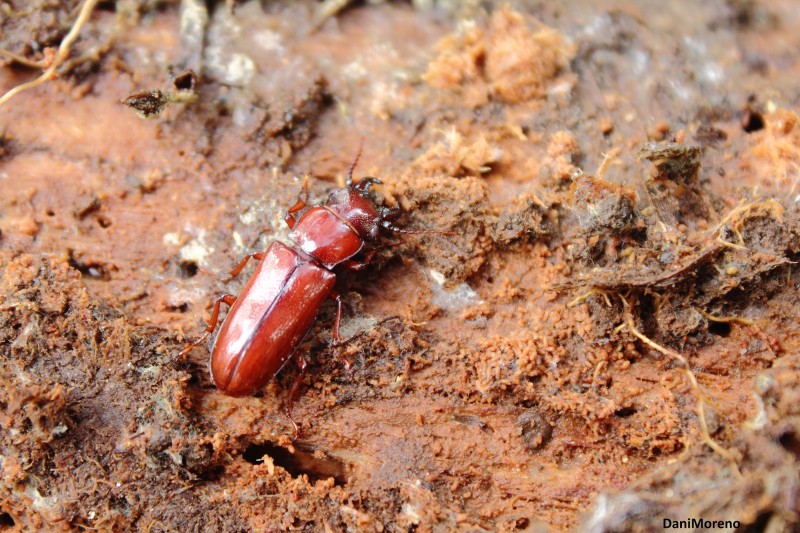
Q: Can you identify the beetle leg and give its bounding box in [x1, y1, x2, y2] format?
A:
[285, 175, 310, 229]
[354, 176, 381, 193]
[337, 248, 376, 271]
[332, 292, 343, 345]
[178, 293, 236, 359]
[380, 205, 403, 222]
[218, 252, 264, 283]
[285, 354, 308, 439]
[337, 260, 367, 271]
[329, 292, 352, 370]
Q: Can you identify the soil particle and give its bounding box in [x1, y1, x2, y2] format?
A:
[518, 410, 553, 451]
[423, 4, 574, 107]
[491, 193, 552, 246]
[638, 141, 712, 226]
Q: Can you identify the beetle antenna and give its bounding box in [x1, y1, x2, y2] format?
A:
[346, 138, 365, 187]
[383, 220, 456, 236]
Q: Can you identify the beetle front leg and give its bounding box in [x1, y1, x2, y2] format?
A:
[178, 293, 236, 359]
[353, 176, 381, 193]
[284, 175, 310, 230]
[285, 354, 308, 439]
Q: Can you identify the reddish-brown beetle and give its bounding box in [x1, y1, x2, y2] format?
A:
[180, 152, 444, 434]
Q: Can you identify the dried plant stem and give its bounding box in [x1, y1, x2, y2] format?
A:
[620, 295, 742, 478]
[695, 307, 754, 326]
[0, 0, 99, 108]
[568, 288, 613, 308]
[0, 48, 46, 69]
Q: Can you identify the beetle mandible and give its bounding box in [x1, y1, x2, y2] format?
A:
[179, 149, 447, 435]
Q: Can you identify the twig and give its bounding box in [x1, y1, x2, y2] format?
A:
[0, 0, 99, 108]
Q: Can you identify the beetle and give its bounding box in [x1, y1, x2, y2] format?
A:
[179, 150, 447, 435]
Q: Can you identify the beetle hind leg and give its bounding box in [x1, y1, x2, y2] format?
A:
[329, 292, 354, 370]
[285, 355, 308, 439]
